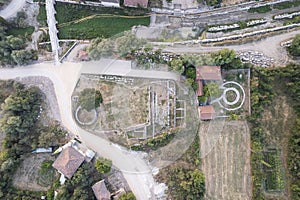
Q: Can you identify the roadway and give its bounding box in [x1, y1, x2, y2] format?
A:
[45, 0, 60, 63]
[153, 28, 300, 64]
[0, 0, 27, 19]
[0, 60, 181, 199]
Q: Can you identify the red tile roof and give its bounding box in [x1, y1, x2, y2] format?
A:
[124, 0, 148, 8]
[52, 146, 85, 179]
[92, 180, 111, 200]
[199, 105, 216, 120]
[196, 80, 204, 96]
[196, 66, 222, 81]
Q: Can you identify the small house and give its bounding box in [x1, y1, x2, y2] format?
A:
[196, 66, 222, 97]
[92, 180, 111, 200]
[52, 146, 85, 179]
[199, 105, 216, 120]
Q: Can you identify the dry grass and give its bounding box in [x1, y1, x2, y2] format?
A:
[12, 154, 55, 191]
[199, 120, 252, 200]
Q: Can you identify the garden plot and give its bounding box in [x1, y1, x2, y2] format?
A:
[221, 69, 251, 116]
[263, 149, 285, 192]
[12, 154, 55, 191]
[199, 120, 252, 200]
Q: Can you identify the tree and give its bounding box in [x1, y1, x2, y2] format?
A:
[168, 58, 184, 73]
[11, 49, 37, 65]
[78, 88, 103, 111]
[185, 67, 196, 80]
[206, 0, 221, 7]
[288, 34, 300, 57]
[119, 192, 136, 200]
[203, 82, 220, 98]
[88, 32, 146, 59]
[7, 36, 24, 50]
[212, 48, 236, 66]
[38, 123, 66, 147]
[167, 167, 205, 199]
[115, 32, 146, 56]
[95, 158, 112, 174]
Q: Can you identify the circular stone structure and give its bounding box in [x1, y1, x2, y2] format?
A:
[222, 87, 240, 105]
[75, 106, 98, 126]
[218, 81, 245, 111]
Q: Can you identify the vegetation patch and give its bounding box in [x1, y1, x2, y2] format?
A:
[78, 88, 103, 112]
[0, 18, 37, 66]
[155, 134, 205, 199]
[37, 160, 55, 187]
[249, 64, 300, 199]
[37, 2, 150, 39]
[248, 5, 272, 13]
[58, 16, 150, 39]
[263, 149, 285, 192]
[273, 0, 300, 10]
[6, 26, 34, 37]
[95, 158, 112, 174]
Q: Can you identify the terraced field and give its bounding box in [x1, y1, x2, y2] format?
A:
[199, 120, 252, 200]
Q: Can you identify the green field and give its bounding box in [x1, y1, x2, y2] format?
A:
[58, 16, 150, 39]
[37, 2, 148, 25]
[248, 5, 272, 13]
[6, 26, 34, 37]
[37, 2, 150, 39]
[273, 0, 300, 10]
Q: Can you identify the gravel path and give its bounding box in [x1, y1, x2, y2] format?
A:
[160, 28, 300, 64]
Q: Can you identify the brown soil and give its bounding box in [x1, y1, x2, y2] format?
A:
[199, 120, 252, 200]
[12, 154, 55, 191]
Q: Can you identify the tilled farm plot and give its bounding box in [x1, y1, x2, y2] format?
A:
[199, 120, 252, 200]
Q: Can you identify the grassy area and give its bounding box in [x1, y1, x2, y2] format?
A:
[273, 0, 300, 10]
[248, 5, 272, 13]
[37, 2, 150, 39]
[58, 16, 150, 39]
[6, 26, 34, 37]
[37, 2, 149, 26]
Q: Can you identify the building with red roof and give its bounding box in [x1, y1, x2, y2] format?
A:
[52, 146, 85, 179]
[198, 105, 216, 120]
[195, 66, 222, 97]
[196, 66, 222, 81]
[92, 180, 111, 200]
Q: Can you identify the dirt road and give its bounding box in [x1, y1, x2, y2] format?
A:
[0, 0, 27, 19]
[156, 28, 300, 64]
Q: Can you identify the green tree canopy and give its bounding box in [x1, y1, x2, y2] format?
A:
[119, 192, 136, 200]
[203, 82, 221, 98]
[168, 167, 205, 199]
[185, 67, 196, 80]
[288, 34, 300, 57]
[95, 157, 112, 174]
[168, 58, 184, 73]
[212, 48, 236, 66]
[78, 88, 103, 111]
